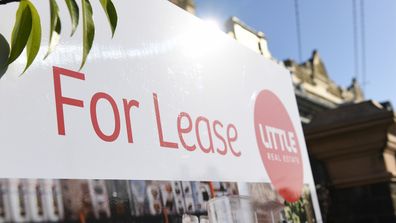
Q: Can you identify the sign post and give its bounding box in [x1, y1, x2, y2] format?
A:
[0, 0, 322, 222]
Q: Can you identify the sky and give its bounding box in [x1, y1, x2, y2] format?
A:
[195, 0, 396, 106]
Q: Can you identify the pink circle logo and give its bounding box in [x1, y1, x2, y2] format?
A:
[254, 90, 303, 202]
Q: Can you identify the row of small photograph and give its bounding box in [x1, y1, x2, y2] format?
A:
[0, 179, 316, 223]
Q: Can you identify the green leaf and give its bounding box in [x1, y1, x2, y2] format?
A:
[23, 0, 42, 73]
[7, 1, 32, 65]
[44, 0, 61, 59]
[99, 0, 118, 37]
[65, 0, 79, 36]
[80, 0, 95, 70]
[0, 33, 10, 78]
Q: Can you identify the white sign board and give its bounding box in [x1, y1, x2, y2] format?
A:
[0, 0, 322, 221]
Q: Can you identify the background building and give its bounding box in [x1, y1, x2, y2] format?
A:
[169, 0, 195, 14]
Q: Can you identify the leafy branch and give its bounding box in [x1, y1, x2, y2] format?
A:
[0, 0, 118, 78]
[0, 0, 21, 5]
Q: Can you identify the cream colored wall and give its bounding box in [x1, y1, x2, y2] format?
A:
[232, 24, 272, 60]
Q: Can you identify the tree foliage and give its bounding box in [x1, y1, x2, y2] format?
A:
[0, 0, 118, 77]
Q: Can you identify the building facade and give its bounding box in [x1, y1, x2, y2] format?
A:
[169, 0, 195, 14]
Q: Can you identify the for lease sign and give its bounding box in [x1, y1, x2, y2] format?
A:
[0, 0, 320, 219]
[53, 66, 241, 157]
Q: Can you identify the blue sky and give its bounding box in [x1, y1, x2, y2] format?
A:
[195, 0, 396, 106]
